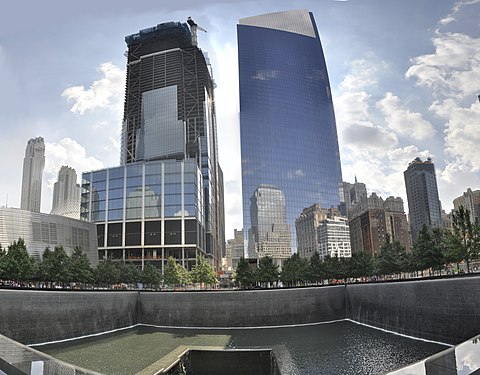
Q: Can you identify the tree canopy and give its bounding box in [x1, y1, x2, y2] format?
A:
[191, 255, 218, 287]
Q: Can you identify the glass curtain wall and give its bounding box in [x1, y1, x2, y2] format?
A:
[238, 10, 343, 256]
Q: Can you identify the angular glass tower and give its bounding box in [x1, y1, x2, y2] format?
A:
[404, 157, 441, 242]
[238, 10, 343, 256]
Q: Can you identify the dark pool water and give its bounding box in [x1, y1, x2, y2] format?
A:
[36, 320, 448, 375]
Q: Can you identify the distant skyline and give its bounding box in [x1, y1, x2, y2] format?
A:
[1, 0, 479, 239]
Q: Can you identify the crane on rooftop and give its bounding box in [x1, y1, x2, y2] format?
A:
[187, 17, 207, 47]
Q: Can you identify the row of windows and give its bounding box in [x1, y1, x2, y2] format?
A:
[97, 220, 201, 247]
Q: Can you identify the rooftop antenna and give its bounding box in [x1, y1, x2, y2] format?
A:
[187, 17, 207, 47]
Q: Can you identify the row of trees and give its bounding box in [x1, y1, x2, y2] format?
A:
[1, 207, 478, 289]
[0, 238, 217, 289]
[234, 206, 480, 287]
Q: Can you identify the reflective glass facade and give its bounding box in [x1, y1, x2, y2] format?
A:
[81, 160, 204, 270]
[137, 86, 185, 161]
[238, 10, 343, 256]
[404, 158, 442, 242]
[81, 21, 224, 270]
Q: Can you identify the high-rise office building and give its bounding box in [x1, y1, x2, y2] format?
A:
[20, 137, 45, 213]
[404, 157, 441, 242]
[51, 166, 81, 219]
[82, 20, 223, 270]
[249, 185, 291, 263]
[453, 188, 480, 224]
[238, 10, 343, 256]
[339, 178, 367, 217]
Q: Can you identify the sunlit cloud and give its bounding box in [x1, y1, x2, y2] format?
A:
[438, 0, 480, 25]
[339, 58, 389, 91]
[62, 62, 125, 114]
[377, 92, 436, 141]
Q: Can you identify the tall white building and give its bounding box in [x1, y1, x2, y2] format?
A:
[318, 217, 351, 259]
[51, 166, 81, 219]
[20, 137, 45, 213]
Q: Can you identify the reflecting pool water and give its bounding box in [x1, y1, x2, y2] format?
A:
[35, 320, 448, 375]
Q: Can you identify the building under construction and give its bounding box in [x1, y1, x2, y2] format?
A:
[82, 20, 224, 271]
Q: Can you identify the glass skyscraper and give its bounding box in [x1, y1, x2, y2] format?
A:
[404, 157, 442, 242]
[82, 21, 224, 270]
[238, 10, 343, 257]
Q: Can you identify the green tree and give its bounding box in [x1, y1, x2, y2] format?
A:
[40, 245, 71, 285]
[191, 255, 218, 288]
[280, 253, 308, 286]
[377, 236, 407, 277]
[0, 244, 6, 279]
[412, 225, 445, 276]
[307, 252, 325, 284]
[163, 257, 190, 287]
[256, 256, 279, 287]
[348, 252, 375, 279]
[323, 255, 347, 282]
[141, 263, 162, 289]
[450, 206, 479, 273]
[119, 262, 142, 285]
[234, 257, 255, 288]
[4, 238, 36, 282]
[69, 246, 93, 285]
[94, 260, 121, 286]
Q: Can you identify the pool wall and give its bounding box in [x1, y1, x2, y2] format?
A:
[346, 277, 480, 344]
[139, 286, 345, 328]
[1, 276, 479, 345]
[0, 290, 138, 344]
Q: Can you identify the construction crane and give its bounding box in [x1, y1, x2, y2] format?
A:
[187, 17, 207, 46]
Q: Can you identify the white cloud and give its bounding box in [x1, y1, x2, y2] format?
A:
[62, 62, 125, 114]
[406, 14, 480, 202]
[45, 138, 104, 182]
[438, 0, 480, 25]
[406, 32, 480, 99]
[339, 58, 389, 91]
[436, 100, 480, 171]
[42, 138, 104, 211]
[377, 92, 436, 140]
[334, 91, 398, 150]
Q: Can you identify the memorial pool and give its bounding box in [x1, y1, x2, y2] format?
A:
[36, 320, 448, 375]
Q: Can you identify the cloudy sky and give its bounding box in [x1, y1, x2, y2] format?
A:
[1, 0, 479, 239]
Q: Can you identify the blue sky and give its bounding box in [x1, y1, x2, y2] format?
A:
[1, 0, 479, 239]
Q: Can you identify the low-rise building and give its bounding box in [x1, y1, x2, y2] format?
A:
[0, 207, 98, 265]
